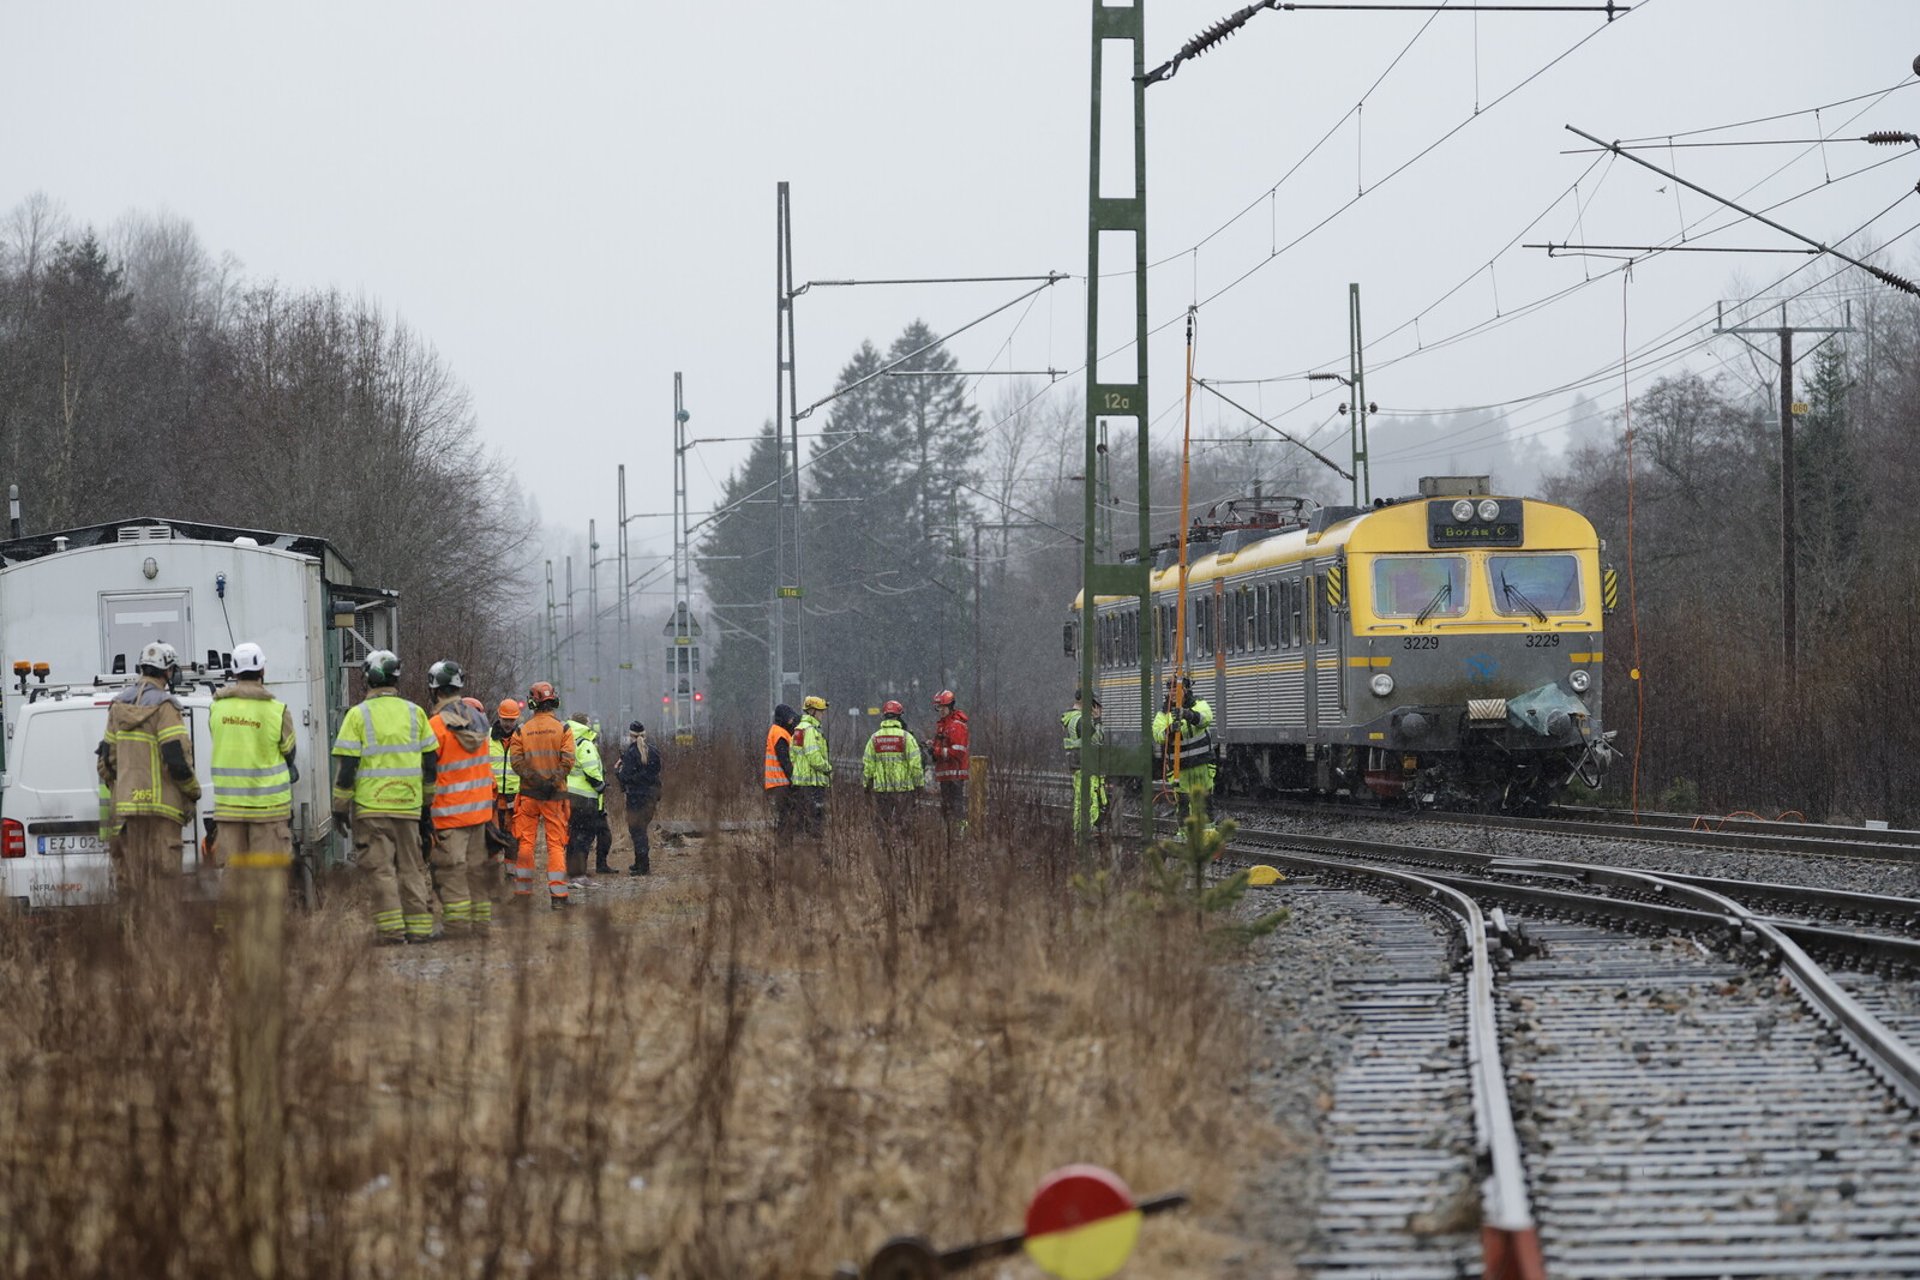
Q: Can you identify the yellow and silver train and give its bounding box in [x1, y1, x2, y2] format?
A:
[1068, 476, 1617, 810]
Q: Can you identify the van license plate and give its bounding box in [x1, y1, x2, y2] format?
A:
[40, 835, 107, 855]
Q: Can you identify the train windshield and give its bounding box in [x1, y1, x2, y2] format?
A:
[1371, 556, 1467, 620]
[1488, 554, 1582, 616]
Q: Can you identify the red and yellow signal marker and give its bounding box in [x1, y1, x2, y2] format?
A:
[1022, 1165, 1144, 1280]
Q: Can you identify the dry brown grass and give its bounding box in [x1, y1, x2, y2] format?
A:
[0, 745, 1276, 1278]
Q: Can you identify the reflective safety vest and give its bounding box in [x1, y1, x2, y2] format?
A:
[862, 719, 925, 793]
[98, 781, 119, 840]
[430, 706, 495, 830]
[510, 711, 574, 799]
[929, 710, 970, 783]
[567, 724, 604, 805]
[1061, 708, 1102, 772]
[1154, 698, 1216, 768]
[489, 733, 521, 797]
[764, 723, 793, 790]
[791, 714, 832, 786]
[332, 689, 435, 818]
[210, 691, 293, 821]
[101, 677, 195, 824]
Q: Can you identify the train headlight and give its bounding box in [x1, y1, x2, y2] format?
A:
[1477, 498, 1501, 521]
[1451, 499, 1475, 522]
[1369, 672, 1395, 698]
[1569, 668, 1592, 693]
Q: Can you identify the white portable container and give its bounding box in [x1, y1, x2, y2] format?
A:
[0, 517, 397, 909]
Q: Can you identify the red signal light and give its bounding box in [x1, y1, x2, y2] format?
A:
[660, 695, 670, 705]
[693, 691, 704, 702]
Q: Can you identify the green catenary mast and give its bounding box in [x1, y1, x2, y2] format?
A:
[1080, 1, 1156, 855]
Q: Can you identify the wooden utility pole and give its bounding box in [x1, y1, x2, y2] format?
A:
[1715, 301, 1853, 693]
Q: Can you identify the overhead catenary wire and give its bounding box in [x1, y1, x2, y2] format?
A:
[1564, 123, 1920, 294]
[1201, 137, 1914, 434]
[1198, 74, 1905, 403]
[1616, 79, 1920, 144]
[1362, 187, 1917, 462]
[1194, 380, 1354, 480]
[1103, 7, 1641, 371]
[793, 274, 1069, 422]
[1375, 214, 1920, 464]
[1561, 132, 1920, 153]
[1142, 0, 1628, 86]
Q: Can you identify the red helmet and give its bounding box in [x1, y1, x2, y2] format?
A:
[882, 699, 904, 716]
[527, 681, 558, 708]
[932, 689, 955, 707]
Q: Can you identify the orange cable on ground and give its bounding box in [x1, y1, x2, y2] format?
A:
[1620, 268, 1646, 823]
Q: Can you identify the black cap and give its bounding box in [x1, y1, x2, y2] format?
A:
[629, 720, 644, 733]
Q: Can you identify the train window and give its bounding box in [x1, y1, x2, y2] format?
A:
[1288, 579, 1303, 647]
[1196, 595, 1211, 656]
[1307, 574, 1322, 645]
[1372, 556, 1469, 619]
[1255, 584, 1269, 650]
[1488, 554, 1583, 616]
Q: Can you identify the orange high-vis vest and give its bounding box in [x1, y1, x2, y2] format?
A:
[430, 711, 495, 830]
[510, 711, 576, 800]
[765, 723, 793, 790]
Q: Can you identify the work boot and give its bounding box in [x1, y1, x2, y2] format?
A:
[595, 857, 612, 875]
[550, 895, 568, 911]
[629, 852, 650, 876]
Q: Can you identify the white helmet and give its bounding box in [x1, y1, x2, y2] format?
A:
[137, 640, 179, 674]
[231, 642, 266, 675]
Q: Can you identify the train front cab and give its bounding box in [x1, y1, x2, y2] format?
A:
[1338, 497, 1612, 808]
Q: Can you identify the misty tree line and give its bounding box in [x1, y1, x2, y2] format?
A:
[1546, 275, 1920, 821]
[0, 195, 531, 693]
[695, 324, 1333, 750]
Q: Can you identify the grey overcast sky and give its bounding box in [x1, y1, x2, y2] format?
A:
[4, 1, 1915, 555]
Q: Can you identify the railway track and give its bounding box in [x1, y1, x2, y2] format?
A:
[1018, 769, 1920, 863]
[1028, 777, 1920, 1270]
[1198, 821, 1920, 1275]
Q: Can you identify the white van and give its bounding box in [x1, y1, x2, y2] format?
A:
[0, 680, 215, 911]
[0, 516, 399, 909]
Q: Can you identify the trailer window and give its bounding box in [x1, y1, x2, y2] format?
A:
[1488, 554, 1582, 616]
[1372, 556, 1468, 619]
[101, 591, 191, 677]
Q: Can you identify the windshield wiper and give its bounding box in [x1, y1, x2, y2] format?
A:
[1415, 580, 1453, 626]
[1500, 572, 1548, 623]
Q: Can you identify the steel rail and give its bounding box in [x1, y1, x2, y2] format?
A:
[1235, 847, 1544, 1279]
[1227, 825, 1920, 961]
[1406, 807, 1920, 863]
[1548, 802, 1920, 846]
[1232, 829, 1920, 1110]
[1012, 769, 1920, 861]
